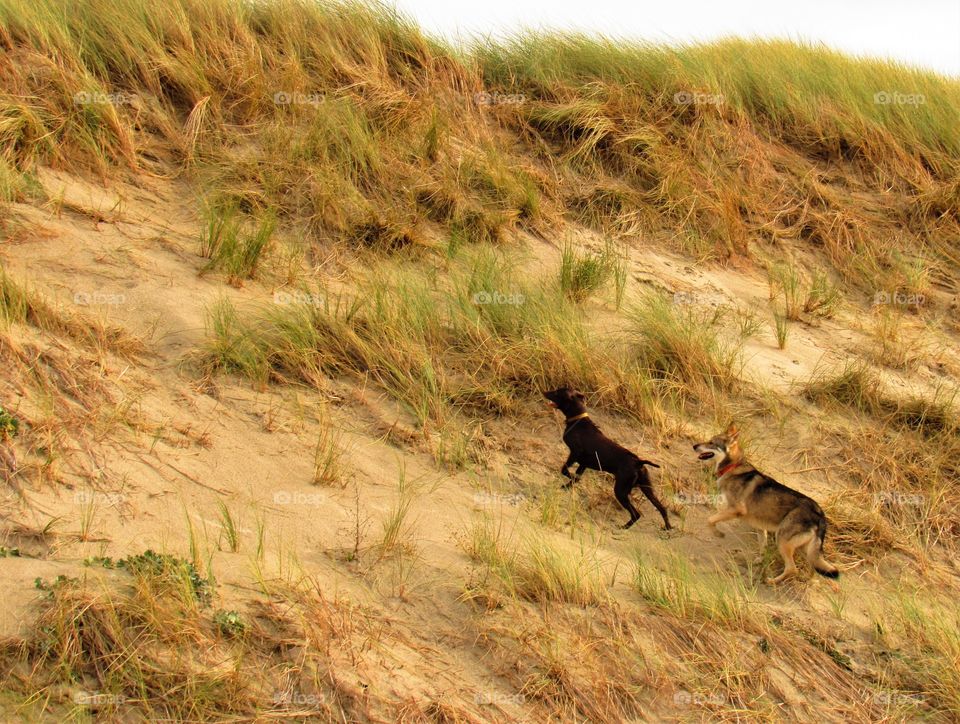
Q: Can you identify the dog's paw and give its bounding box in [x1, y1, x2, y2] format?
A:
[622, 520, 637, 530]
[561, 482, 573, 490]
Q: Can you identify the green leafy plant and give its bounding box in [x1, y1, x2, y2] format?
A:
[0, 406, 20, 440]
[213, 609, 247, 638]
[117, 550, 212, 602]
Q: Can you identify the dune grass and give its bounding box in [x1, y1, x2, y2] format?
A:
[627, 292, 741, 400]
[200, 245, 735, 436]
[2, 0, 958, 282]
[558, 238, 625, 304]
[4, 3, 960, 720]
[199, 206, 276, 286]
[804, 361, 958, 437]
[633, 552, 755, 627]
[462, 518, 608, 606]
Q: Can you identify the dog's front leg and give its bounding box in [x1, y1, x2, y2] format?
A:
[560, 452, 576, 488]
[706, 506, 742, 537]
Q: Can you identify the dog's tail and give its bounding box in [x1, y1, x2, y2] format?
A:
[637, 459, 660, 469]
[807, 517, 840, 579]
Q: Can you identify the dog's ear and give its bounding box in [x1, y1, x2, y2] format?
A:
[573, 391, 586, 402]
[726, 423, 740, 440]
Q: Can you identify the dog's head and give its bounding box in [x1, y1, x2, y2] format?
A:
[692, 424, 742, 467]
[542, 387, 587, 417]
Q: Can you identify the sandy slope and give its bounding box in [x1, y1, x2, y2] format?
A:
[1, 166, 957, 720]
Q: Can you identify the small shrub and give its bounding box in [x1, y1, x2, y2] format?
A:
[0, 406, 20, 440]
[118, 550, 212, 602]
[213, 609, 247, 638]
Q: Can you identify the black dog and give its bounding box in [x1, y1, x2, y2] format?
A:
[543, 387, 671, 530]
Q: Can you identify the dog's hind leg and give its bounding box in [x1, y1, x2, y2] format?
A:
[614, 477, 642, 529]
[805, 527, 840, 579]
[636, 476, 671, 530]
[768, 530, 814, 584]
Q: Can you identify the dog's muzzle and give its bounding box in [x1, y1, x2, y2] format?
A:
[693, 444, 716, 461]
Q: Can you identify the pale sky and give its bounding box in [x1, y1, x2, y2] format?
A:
[393, 0, 960, 76]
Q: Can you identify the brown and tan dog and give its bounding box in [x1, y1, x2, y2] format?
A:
[693, 424, 839, 584]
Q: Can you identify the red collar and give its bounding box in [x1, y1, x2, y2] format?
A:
[717, 461, 739, 478]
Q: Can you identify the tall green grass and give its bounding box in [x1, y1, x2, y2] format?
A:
[475, 35, 960, 161]
[627, 293, 741, 399]
[558, 238, 625, 305]
[2, 0, 957, 279]
[201, 248, 684, 428]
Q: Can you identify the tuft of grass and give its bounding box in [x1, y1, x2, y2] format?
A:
[514, 535, 607, 606]
[627, 292, 740, 398]
[769, 263, 841, 320]
[890, 589, 960, 714]
[869, 309, 928, 370]
[201, 210, 276, 286]
[558, 238, 624, 304]
[768, 263, 803, 320]
[804, 362, 958, 437]
[377, 466, 418, 558]
[462, 520, 607, 606]
[199, 202, 241, 260]
[313, 419, 348, 487]
[803, 271, 842, 317]
[633, 552, 753, 627]
[804, 361, 885, 415]
[217, 500, 239, 553]
[772, 307, 789, 349]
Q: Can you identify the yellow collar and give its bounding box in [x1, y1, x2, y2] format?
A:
[565, 412, 590, 424]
